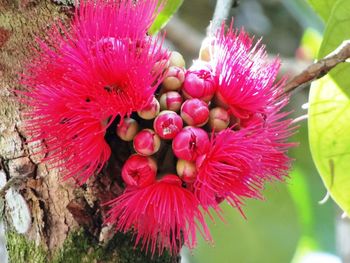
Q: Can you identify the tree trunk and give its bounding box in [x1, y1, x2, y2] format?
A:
[0, 1, 179, 262]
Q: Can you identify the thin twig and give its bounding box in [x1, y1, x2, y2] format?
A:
[208, 0, 234, 35]
[0, 172, 32, 198]
[283, 40, 350, 95]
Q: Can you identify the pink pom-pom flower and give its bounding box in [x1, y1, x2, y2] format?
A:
[20, 0, 169, 183]
[105, 174, 212, 256]
[193, 22, 295, 214]
[210, 22, 283, 119]
[20, 1, 295, 255]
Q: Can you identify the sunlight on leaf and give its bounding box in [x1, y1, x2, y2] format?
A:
[309, 74, 350, 215]
[309, 0, 350, 215]
[307, 0, 336, 22]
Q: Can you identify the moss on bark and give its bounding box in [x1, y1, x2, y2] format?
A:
[7, 229, 179, 263]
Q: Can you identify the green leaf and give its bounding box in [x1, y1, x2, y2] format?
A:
[317, 0, 350, 98]
[149, 0, 184, 35]
[188, 184, 300, 263]
[309, 74, 350, 215]
[307, 0, 336, 22]
[309, 0, 350, 215]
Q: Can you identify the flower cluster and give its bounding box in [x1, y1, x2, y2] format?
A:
[21, 0, 168, 183]
[21, 0, 294, 257]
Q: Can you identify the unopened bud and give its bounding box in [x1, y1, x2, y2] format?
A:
[162, 66, 185, 91]
[209, 107, 230, 132]
[181, 99, 209, 127]
[169, 51, 185, 68]
[199, 37, 214, 62]
[116, 118, 139, 141]
[182, 62, 216, 102]
[121, 154, 157, 188]
[176, 159, 197, 184]
[138, 97, 160, 120]
[154, 111, 183, 140]
[172, 127, 209, 161]
[133, 129, 161, 156]
[160, 91, 183, 112]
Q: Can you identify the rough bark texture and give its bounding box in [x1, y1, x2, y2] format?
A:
[0, 1, 179, 262]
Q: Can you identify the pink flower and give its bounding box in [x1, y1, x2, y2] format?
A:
[20, 0, 168, 183]
[194, 129, 263, 212]
[194, 106, 294, 213]
[105, 175, 212, 256]
[210, 22, 283, 119]
[193, 22, 295, 215]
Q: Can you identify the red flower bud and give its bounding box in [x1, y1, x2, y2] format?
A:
[176, 159, 197, 184]
[116, 118, 139, 141]
[159, 91, 183, 112]
[169, 51, 185, 68]
[208, 107, 230, 132]
[162, 66, 185, 91]
[133, 129, 161, 156]
[199, 37, 214, 62]
[137, 96, 160, 120]
[182, 62, 216, 102]
[181, 99, 209, 127]
[172, 126, 209, 161]
[154, 111, 183, 140]
[121, 154, 157, 188]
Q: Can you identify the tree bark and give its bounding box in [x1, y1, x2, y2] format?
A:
[0, 1, 179, 262]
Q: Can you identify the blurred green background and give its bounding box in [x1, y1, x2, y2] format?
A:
[163, 0, 342, 262]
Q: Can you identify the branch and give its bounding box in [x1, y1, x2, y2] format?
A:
[283, 40, 350, 95]
[208, 0, 234, 35]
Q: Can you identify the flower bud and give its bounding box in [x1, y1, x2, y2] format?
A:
[176, 159, 197, 184]
[133, 129, 161, 156]
[181, 99, 209, 127]
[199, 37, 214, 62]
[116, 118, 139, 141]
[154, 111, 183, 140]
[172, 127, 209, 161]
[137, 97, 160, 120]
[208, 107, 230, 132]
[159, 91, 183, 112]
[121, 154, 157, 188]
[182, 62, 216, 102]
[162, 66, 185, 91]
[169, 51, 185, 68]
